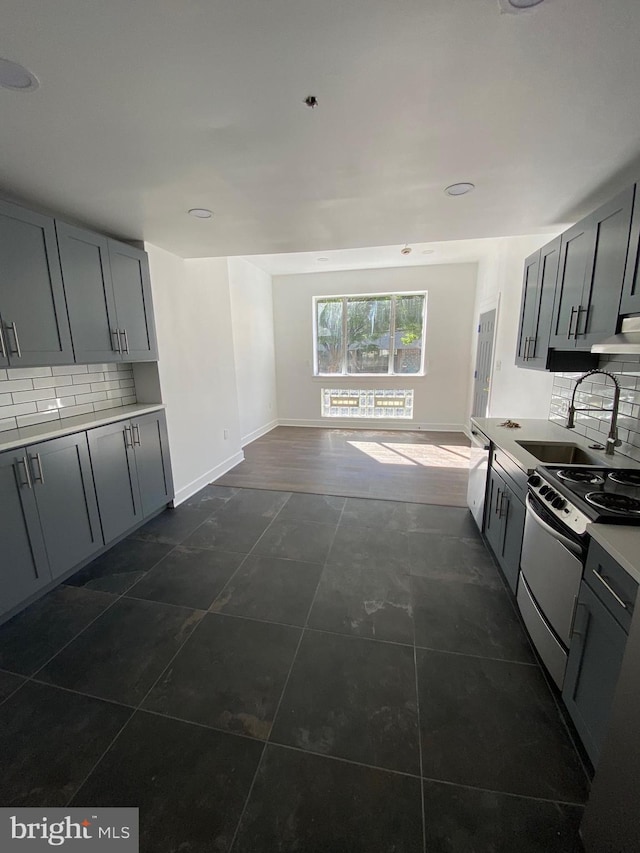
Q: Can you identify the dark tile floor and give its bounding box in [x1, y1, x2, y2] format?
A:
[0, 485, 588, 852]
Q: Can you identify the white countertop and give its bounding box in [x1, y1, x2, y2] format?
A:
[0, 403, 165, 453]
[470, 417, 640, 475]
[588, 525, 640, 586]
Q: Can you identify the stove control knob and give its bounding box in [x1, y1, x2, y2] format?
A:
[545, 490, 556, 502]
[552, 497, 566, 510]
[528, 475, 541, 487]
[539, 485, 549, 496]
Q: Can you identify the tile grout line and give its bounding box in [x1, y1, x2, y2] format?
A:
[412, 598, 427, 853]
[227, 496, 347, 853]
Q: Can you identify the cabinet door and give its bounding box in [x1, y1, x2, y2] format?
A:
[515, 252, 540, 367]
[501, 489, 526, 594]
[28, 433, 103, 580]
[562, 581, 628, 766]
[56, 222, 120, 364]
[88, 420, 142, 544]
[620, 183, 640, 314]
[577, 187, 634, 349]
[132, 411, 173, 516]
[0, 200, 73, 367]
[108, 241, 158, 361]
[527, 237, 561, 369]
[550, 220, 595, 349]
[484, 468, 505, 559]
[0, 447, 50, 618]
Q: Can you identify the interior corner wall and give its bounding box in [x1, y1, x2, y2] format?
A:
[145, 244, 243, 503]
[227, 257, 278, 445]
[471, 235, 557, 421]
[272, 264, 478, 432]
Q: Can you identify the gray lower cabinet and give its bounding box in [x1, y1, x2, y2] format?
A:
[88, 420, 142, 544]
[562, 542, 638, 766]
[133, 411, 173, 515]
[0, 447, 50, 615]
[0, 200, 73, 367]
[27, 433, 103, 580]
[88, 410, 172, 543]
[484, 466, 525, 594]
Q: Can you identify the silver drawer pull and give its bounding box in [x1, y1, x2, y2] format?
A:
[16, 456, 32, 489]
[119, 328, 129, 355]
[132, 423, 141, 446]
[123, 425, 133, 449]
[30, 453, 44, 485]
[8, 322, 21, 357]
[112, 329, 122, 354]
[593, 567, 627, 610]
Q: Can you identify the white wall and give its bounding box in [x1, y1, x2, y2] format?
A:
[272, 264, 478, 431]
[227, 257, 278, 445]
[470, 235, 557, 420]
[145, 244, 243, 503]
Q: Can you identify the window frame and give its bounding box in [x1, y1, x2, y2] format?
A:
[312, 291, 427, 377]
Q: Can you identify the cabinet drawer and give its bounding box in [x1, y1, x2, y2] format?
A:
[584, 540, 638, 632]
[492, 448, 527, 503]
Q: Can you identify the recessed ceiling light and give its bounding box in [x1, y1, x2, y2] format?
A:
[317, 257, 329, 262]
[421, 249, 435, 255]
[401, 245, 412, 255]
[499, 0, 544, 12]
[0, 57, 39, 92]
[445, 183, 475, 197]
[188, 208, 213, 219]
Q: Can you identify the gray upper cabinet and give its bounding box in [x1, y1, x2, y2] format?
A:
[108, 240, 158, 361]
[133, 411, 173, 516]
[56, 222, 120, 364]
[515, 251, 540, 367]
[620, 182, 640, 314]
[88, 419, 142, 544]
[27, 432, 103, 580]
[0, 200, 73, 367]
[550, 187, 633, 352]
[0, 447, 50, 617]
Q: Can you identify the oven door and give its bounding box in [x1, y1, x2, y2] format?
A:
[519, 493, 584, 650]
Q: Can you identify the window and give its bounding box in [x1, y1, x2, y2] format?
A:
[314, 292, 427, 376]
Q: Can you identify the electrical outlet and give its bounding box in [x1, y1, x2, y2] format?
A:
[495, 359, 502, 372]
[559, 399, 569, 417]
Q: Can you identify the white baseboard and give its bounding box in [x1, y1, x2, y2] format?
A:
[241, 419, 279, 448]
[173, 450, 245, 506]
[277, 418, 466, 432]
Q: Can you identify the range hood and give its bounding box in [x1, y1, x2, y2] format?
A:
[591, 317, 640, 355]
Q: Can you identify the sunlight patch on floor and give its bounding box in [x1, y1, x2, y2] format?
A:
[347, 441, 417, 465]
[347, 441, 471, 468]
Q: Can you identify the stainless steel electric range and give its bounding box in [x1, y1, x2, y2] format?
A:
[518, 465, 640, 689]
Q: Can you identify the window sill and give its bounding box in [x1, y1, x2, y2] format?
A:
[312, 374, 426, 379]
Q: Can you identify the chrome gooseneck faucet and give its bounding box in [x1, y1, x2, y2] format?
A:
[567, 369, 622, 456]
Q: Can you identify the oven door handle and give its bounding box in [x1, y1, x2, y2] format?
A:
[525, 494, 583, 557]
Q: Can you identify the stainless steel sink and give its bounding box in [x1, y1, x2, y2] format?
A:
[515, 441, 607, 465]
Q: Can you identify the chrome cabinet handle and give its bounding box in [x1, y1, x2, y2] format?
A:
[495, 487, 502, 515]
[112, 329, 122, 355]
[575, 305, 588, 339]
[499, 492, 509, 518]
[119, 329, 129, 355]
[132, 423, 141, 446]
[523, 337, 530, 361]
[593, 566, 628, 610]
[123, 425, 134, 449]
[16, 456, 32, 489]
[0, 324, 6, 359]
[568, 306, 578, 339]
[527, 336, 536, 360]
[30, 453, 44, 485]
[8, 322, 21, 357]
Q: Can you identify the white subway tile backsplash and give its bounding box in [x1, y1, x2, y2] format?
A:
[59, 403, 95, 419]
[121, 395, 136, 406]
[0, 362, 138, 429]
[36, 396, 76, 412]
[52, 365, 88, 375]
[6, 367, 53, 379]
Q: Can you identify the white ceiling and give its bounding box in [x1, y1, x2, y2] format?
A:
[1, 0, 640, 259]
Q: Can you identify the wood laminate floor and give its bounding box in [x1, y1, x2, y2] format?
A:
[216, 427, 471, 507]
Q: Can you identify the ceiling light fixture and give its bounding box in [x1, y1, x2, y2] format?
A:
[421, 249, 435, 255]
[188, 208, 213, 219]
[0, 57, 39, 92]
[445, 183, 475, 197]
[401, 245, 412, 255]
[317, 257, 329, 262]
[499, 0, 545, 13]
